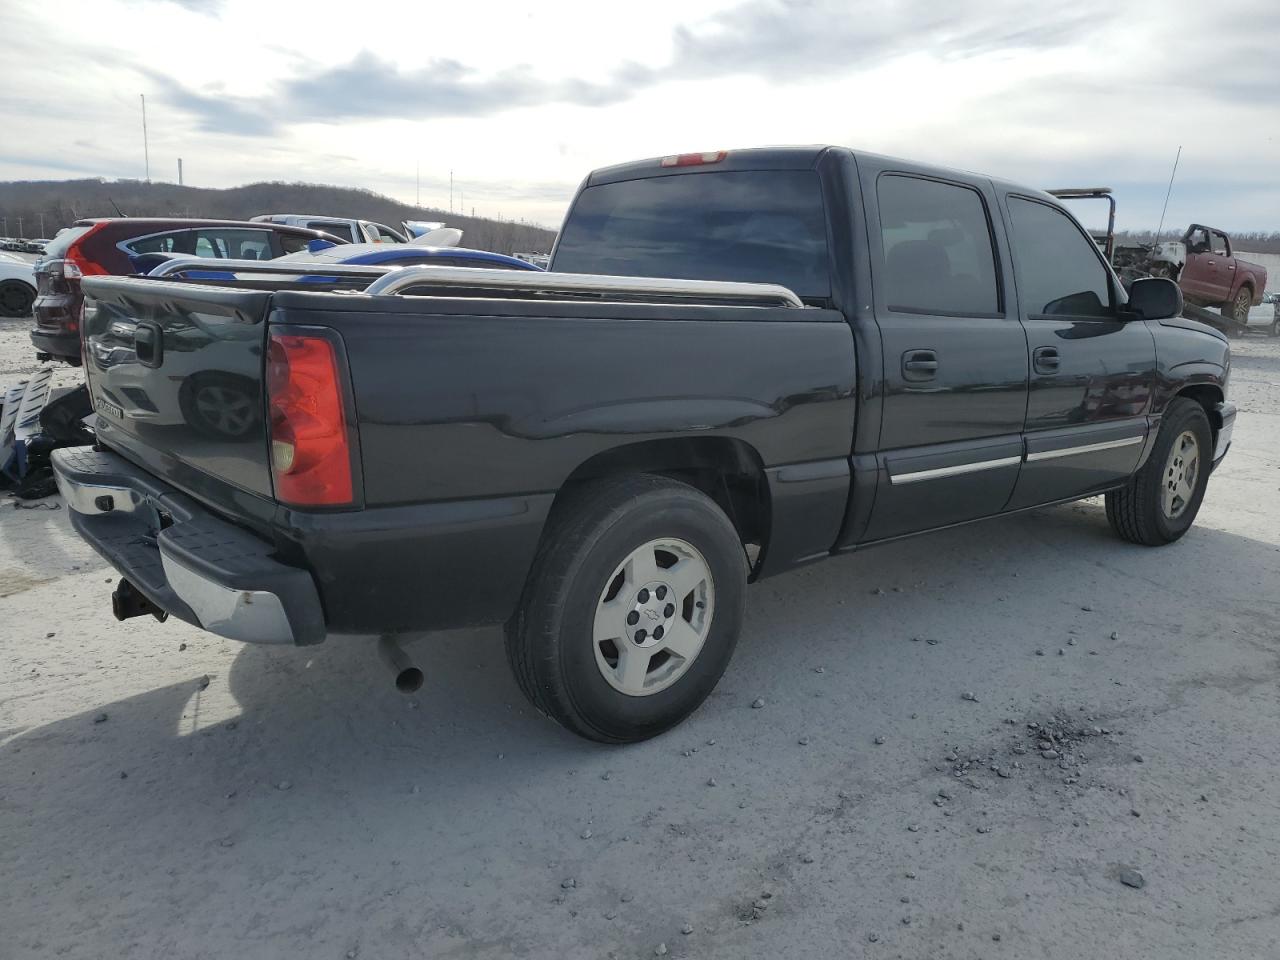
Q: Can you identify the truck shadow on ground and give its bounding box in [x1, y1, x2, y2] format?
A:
[4, 499, 1279, 958]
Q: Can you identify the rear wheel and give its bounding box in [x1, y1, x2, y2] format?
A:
[0, 280, 35, 318]
[1222, 287, 1251, 334]
[1106, 398, 1212, 545]
[506, 474, 747, 743]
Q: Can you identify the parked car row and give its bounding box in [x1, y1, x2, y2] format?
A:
[26, 212, 541, 363]
[2, 238, 47, 253]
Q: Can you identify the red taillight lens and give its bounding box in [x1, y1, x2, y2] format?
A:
[267, 332, 354, 507]
[64, 222, 110, 277]
[660, 151, 727, 168]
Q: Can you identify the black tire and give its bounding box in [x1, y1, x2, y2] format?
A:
[1222, 286, 1251, 336]
[506, 474, 747, 743]
[0, 279, 35, 318]
[1105, 398, 1212, 546]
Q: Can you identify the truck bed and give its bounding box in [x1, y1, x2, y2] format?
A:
[73, 264, 857, 637]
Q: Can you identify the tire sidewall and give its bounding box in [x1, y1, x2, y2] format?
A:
[551, 488, 746, 741]
[1147, 402, 1212, 541]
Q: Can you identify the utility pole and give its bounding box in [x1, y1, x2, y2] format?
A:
[178, 157, 183, 186]
[17, 217, 23, 235]
[141, 94, 151, 183]
[449, 169, 453, 214]
[39, 213, 45, 237]
[415, 161, 420, 207]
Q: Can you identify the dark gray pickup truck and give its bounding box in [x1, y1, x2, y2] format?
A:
[53, 146, 1235, 743]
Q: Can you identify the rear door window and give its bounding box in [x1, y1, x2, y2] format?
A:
[125, 232, 182, 255]
[1007, 198, 1113, 317]
[876, 175, 1000, 316]
[191, 228, 275, 260]
[553, 170, 831, 299]
[306, 220, 355, 243]
[370, 222, 405, 243]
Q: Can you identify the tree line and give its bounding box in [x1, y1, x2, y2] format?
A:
[0, 178, 558, 255]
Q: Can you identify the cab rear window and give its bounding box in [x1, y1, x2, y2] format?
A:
[553, 171, 831, 299]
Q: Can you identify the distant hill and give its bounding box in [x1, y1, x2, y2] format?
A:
[0, 178, 557, 255]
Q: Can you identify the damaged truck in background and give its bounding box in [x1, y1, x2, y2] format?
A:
[1050, 189, 1270, 336]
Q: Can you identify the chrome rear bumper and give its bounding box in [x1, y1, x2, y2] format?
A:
[52, 446, 325, 645]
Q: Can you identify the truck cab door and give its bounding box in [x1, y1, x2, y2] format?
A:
[1001, 195, 1155, 510]
[1209, 229, 1235, 301]
[860, 167, 1028, 541]
[1178, 226, 1214, 301]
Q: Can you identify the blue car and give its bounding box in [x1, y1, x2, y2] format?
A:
[147, 243, 545, 284]
[281, 242, 544, 273]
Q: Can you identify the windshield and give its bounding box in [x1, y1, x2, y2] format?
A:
[553, 170, 831, 299]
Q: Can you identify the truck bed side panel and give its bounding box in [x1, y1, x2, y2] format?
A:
[270, 295, 858, 506]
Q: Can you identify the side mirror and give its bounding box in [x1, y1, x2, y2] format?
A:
[1125, 276, 1182, 321]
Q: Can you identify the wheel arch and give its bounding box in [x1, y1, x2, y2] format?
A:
[1174, 383, 1225, 440]
[552, 437, 772, 573]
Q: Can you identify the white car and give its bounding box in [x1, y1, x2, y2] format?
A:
[0, 253, 36, 318]
[250, 214, 430, 245]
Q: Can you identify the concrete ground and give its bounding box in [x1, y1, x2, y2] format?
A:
[2, 317, 1279, 960]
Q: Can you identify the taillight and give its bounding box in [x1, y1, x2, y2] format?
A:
[64, 221, 110, 278]
[660, 151, 727, 168]
[266, 331, 354, 507]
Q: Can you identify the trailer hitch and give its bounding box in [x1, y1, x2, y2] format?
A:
[111, 579, 169, 623]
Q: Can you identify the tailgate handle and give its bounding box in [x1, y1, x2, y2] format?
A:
[134, 321, 164, 368]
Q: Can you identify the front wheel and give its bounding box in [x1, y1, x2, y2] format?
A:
[506, 475, 747, 743]
[1105, 398, 1212, 545]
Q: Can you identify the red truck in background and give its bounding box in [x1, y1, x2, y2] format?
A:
[1049, 190, 1269, 335]
[1147, 224, 1268, 324]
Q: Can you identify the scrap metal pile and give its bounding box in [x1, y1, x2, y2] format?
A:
[0, 373, 92, 500]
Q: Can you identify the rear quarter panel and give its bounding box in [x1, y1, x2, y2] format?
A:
[268, 293, 858, 506]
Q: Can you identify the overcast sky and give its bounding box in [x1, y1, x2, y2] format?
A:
[3, 0, 1277, 231]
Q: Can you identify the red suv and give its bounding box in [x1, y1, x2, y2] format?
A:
[31, 219, 345, 364]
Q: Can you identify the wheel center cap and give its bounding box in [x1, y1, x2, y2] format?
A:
[628, 580, 675, 647]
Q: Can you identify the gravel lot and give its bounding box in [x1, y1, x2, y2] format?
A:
[2, 316, 1279, 959]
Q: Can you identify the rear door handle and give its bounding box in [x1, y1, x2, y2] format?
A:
[1033, 346, 1060, 374]
[902, 349, 938, 381]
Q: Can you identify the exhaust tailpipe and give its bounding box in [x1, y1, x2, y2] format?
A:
[377, 634, 424, 693]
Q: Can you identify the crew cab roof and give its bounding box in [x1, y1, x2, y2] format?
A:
[583, 145, 1065, 207]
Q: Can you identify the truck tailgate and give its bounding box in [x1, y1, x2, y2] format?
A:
[81, 277, 275, 500]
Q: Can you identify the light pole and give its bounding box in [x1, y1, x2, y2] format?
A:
[141, 93, 151, 183]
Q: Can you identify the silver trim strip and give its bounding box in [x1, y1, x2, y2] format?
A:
[363, 265, 806, 308]
[1025, 435, 1144, 463]
[148, 258, 394, 279]
[144, 259, 806, 308]
[890, 455, 1022, 485]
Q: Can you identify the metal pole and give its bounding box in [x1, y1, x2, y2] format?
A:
[1, 218, 6, 235]
[39, 213, 45, 236]
[1155, 145, 1181, 242]
[17, 217, 23, 235]
[141, 94, 151, 183]
[449, 169, 453, 214]
[415, 161, 420, 207]
[178, 157, 183, 185]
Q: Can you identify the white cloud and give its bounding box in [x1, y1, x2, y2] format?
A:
[1, 0, 1276, 230]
